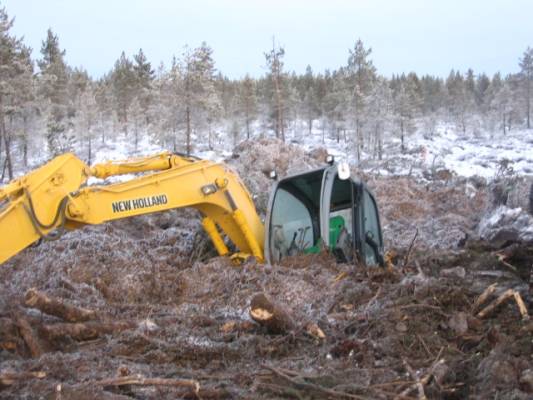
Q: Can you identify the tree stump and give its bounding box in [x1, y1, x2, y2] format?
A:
[249, 293, 295, 334]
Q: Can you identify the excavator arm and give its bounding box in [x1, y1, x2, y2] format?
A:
[0, 152, 264, 265]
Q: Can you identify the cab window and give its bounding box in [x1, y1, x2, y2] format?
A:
[270, 189, 313, 262]
[362, 189, 382, 265]
[268, 170, 323, 262]
[328, 177, 355, 262]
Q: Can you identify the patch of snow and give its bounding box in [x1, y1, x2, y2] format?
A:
[478, 205, 533, 245]
[15, 118, 533, 188]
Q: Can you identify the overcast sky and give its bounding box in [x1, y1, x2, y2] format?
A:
[3, 0, 533, 79]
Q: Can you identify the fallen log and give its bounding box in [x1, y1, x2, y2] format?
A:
[24, 288, 97, 322]
[471, 283, 498, 313]
[94, 374, 200, 393]
[513, 291, 530, 320]
[250, 293, 296, 334]
[42, 321, 136, 341]
[477, 289, 514, 319]
[14, 315, 43, 358]
[477, 289, 530, 320]
[0, 370, 46, 386]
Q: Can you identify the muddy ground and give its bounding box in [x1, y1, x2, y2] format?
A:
[1, 140, 532, 399]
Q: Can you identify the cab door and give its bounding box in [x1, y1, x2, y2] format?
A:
[320, 166, 360, 262]
[320, 168, 384, 266]
[319, 166, 337, 249]
[360, 186, 384, 266]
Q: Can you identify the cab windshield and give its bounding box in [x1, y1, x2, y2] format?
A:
[269, 170, 323, 262]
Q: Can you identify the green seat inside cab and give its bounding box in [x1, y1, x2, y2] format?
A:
[304, 215, 346, 254]
[328, 215, 345, 247]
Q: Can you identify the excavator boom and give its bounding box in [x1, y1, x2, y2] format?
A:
[0, 152, 264, 265]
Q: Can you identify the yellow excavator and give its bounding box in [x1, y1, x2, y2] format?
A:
[0, 151, 384, 266]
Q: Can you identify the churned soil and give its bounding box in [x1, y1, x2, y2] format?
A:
[1, 140, 531, 399]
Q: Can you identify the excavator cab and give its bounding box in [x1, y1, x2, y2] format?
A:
[265, 164, 384, 266]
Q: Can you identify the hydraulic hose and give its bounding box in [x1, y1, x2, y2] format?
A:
[21, 188, 68, 241]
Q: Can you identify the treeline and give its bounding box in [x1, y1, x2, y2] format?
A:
[0, 5, 532, 181]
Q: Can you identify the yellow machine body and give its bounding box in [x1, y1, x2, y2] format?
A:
[0, 152, 264, 264]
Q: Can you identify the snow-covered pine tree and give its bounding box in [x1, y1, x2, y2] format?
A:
[127, 97, 143, 151]
[475, 73, 491, 118]
[445, 70, 475, 135]
[345, 39, 376, 162]
[367, 77, 393, 160]
[176, 43, 220, 155]
[94, 77, 115, 145]
[16, 52, 36, 168]
[214, 73, 235, 121]
[483, 72, 502, 134]
[163, 57, 182, 151]
[76, 84, 98, 163]
[314, 71, 329, 143]
[503, 74, 522, 132]
[488, 73, 515, 136]
[323, 70, 349, 144]
[193, 43, 221, 151]
[239, 75, 257, 140]
[519, 47, 533, 129]
[69, 67, 90, 147]
[133, 48, 154, 127]
[69, 67, 89, 112]
[301, 65, 320, 136]
[38, 29, 72, 157]
[111, 52, 136, 135]
[464, 69, 478, 133]
[264, 38, 286, 142]
[418, 75, 444, 137]
[283, 74, 301, 140]
[0, 7, 34, 178]
[149, 61, 170, 148]
[393, 74, 420, 153]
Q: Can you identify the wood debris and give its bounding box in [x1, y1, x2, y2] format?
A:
[94, 374, 200, 393]
[250, 293, 295, 334]
[24, 288, 97, 322]
[42, 321, 137, 341]
[0, 370, 46, 386]
[476, 288, 530, 320]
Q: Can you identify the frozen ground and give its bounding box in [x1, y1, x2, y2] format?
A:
[75, 123, 533, 184]
[416, 128, 533, 178]
[297, 124, 533, 179]
[1, 129, 533, 399]
[15, 120, 533, 184]
[2, 212, 532, 399]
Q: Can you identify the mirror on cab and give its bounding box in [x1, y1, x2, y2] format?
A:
[337, 161, 350, 180]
